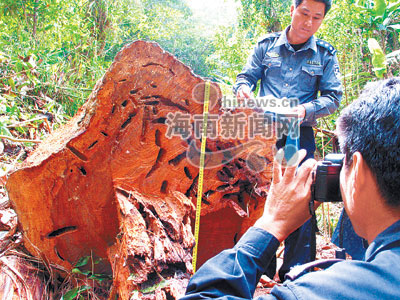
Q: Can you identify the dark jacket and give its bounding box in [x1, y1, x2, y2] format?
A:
[234, 27, 342, 127]
[183, 220, 400, 299]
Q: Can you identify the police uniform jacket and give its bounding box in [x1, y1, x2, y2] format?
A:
[234, 27, 342, 127]
[183, 219, 400, 300]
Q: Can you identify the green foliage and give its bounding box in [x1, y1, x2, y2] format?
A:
[312, 0, 365, 151]
[58, 254, 111, 300]
[138, 279, 168, 294]
[0, 0, 214, 120]
[71, 255, 111, 282]
[0, 51, 68, 148]
[96, 0, 213, 77]
[368, 38, 387, 77]
[207, 0, 290, 92]
[355, 0, 400, 31]
[0, 0, 112, 116]
[60, 286, 92, 300]
[239, 0, 291, 34]
[316, 203, 343, 239]
[207, 26, 253, 87]
[352, 0, 400, 77]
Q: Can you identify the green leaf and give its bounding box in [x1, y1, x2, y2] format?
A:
[88, 273, 112, 282]
[3, 94, 16, 101]
[386, 49, 400, 59]
[93, 257, 103, 265]
[355, 0, 374, 13]
[71, 268, 89, 275]
[44, 24, 54, 31]
[387, 0, 400, 13]
[373, 0, 388, 17]
[60, 286, 91, 300]
[0, 122, 12, 137]
[368, 38, 387, 78]
[15, 61, 24, 73]
[74, 256, 90, 268]
[72, 268, 98, 277]
[388, 24, 400, 31]
[8, 78, 15, 91]
[0, 51, 7, 63]
[141, 280, 169, 294]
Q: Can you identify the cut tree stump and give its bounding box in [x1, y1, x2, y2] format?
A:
[6, 41, 276, 299]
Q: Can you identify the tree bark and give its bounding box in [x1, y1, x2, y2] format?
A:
[32, 0, 38, 39]
[6, 41, 275, 299]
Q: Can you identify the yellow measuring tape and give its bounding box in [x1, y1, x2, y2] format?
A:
[192, 81, 211, 274]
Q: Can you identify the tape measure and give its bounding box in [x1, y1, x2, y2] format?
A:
[192, 81, 211, 274]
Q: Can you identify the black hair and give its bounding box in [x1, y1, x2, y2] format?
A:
[337, 77, 400, 207]
[294, 0, 332, 15]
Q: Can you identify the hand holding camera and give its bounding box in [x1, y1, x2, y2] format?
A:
[312, 153, 344, 203]
[254, 149, 317, 242]
[255, 150, 344, 242]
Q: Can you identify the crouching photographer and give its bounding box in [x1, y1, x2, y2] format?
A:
[182, 77, 400, 300]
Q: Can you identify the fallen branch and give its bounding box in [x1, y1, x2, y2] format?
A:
[0, 135, 41, 144]
[315, 127, 336, 137]
[6, 117, 48, 128]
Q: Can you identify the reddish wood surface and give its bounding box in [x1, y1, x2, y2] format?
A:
[6, 41, 275, 299]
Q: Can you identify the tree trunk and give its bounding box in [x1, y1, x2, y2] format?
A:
[32, 0, 38, 39]
[6, 41, 275, 299]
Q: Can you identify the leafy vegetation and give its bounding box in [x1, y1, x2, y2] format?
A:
[59, 254, 112, 299]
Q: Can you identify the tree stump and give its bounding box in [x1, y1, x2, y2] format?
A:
[6, 41, 276, 299]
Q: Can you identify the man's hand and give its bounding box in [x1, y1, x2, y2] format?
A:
[254, 149, 317, 242]
[236, 85, 253, 100]
[284, 105, 306, 122]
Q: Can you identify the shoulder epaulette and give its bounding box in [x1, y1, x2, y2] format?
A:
[257, 32, 281, 44]
[316, 39, 336, 55]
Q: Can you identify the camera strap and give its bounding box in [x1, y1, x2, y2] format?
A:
[309, 197, 318, 262]
[287, 200, 347, 281]
[285, 258, 344, 281]
[336, 208, 347, 259]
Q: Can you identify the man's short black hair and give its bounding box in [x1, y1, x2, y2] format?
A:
[294, 0, 332, 15]
[337, 77, 400, 208]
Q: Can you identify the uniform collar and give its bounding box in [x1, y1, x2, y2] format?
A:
[273, 26, 317, 53]
[365, 219, 400, 261]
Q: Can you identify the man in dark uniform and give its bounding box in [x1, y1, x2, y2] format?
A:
[233, 0, 342, 280]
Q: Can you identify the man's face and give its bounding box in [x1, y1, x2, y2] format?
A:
[340, 158, 352, 212]
[339, 154, 365, 237]
[339, 156, 360, 232]
[289, 0, 325, 44]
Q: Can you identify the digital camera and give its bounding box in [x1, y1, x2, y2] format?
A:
[312, 153, 345, 202]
